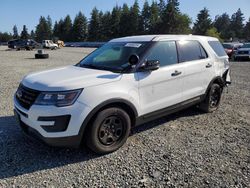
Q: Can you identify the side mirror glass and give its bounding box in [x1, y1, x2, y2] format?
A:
[140, 60, 160, 71]
[128, 54, 139, 65]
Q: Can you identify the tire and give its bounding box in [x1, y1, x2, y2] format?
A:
[199, 83, 222, 113]
[86, 107, 131, 154]
[35, 53, 49, 59]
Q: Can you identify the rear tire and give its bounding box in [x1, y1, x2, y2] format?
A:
[199, 83, 222, 113]
[86, 107, 131, 154]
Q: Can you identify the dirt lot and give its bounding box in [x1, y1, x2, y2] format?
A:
[0, 46, 249, 187]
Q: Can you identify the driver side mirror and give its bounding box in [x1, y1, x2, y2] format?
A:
[139, 60, 160, 71]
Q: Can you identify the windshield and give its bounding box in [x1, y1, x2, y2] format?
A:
[241, 43, 250, 48]
[77, 42, 149, 72]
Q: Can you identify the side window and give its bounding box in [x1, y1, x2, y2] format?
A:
[208, 41, 227, 57]
[177, 40, 207, 62]
[145, 41, 178, 67]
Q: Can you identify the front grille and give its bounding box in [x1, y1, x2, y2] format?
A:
[16, 84, 40, 110]
[238, 51, 249, 55]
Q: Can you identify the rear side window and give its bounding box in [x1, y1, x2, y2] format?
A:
[208, 41, 227, 57]
[145, 41, 178, 67]
[177, 40, 208, 62]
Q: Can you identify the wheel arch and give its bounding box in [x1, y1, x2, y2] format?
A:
[79, 98, 138, 143]
[205, 76, 225, 97]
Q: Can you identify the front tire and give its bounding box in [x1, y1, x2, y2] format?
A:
[199, 83, 222, 113]
[86, 107, 131, 154]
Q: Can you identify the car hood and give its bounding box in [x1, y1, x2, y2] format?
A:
[22, 65, 122, 91]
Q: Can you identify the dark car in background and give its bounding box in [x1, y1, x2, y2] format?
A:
[8, 39, 40, 50]
[234, 43, 250, 61]
[222, 42, 243, 58]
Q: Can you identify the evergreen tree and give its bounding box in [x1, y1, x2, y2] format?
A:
[99, 11, 112, 41]
[0, 32, 12, 42]
[35, 16, 51, 42]
[158, 0, 166, 17]
[230, 8, 244, 39]
[88, 7, 101, 41]
[30, 30, 35, 39]
[119, 4, 131, 37]
[13, 25, 19, 39]
[20, 25, 29, 39]
[110, 6, 122, 38]
[129, 0, 140, 35]
[62, 15, 73, 41]
[140, 1, 151, 34]
[214, 13, 231, 39]
[47, 15, 53, 39]
[72, 11, 88, 41]
[160, 0, 188, 34]
[244, 18, 250, 41]
[149, 1, 161, 34]
[193, 8, 212, 35]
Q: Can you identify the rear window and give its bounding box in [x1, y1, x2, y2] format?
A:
[208, 41, 227, 57]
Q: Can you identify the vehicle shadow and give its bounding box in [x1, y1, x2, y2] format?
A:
[0, 107, 204, 179]
[0, 115, 99, 179]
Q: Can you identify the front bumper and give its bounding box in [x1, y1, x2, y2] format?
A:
[14, 96, 92, 148]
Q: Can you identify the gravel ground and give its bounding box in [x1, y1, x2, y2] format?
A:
[0, 46, 249, 187]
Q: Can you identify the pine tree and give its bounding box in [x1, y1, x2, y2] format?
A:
[119, 4, 131, 37]
[47, 15, 53, 39]
[129, 0, 140, 35]
[30, 30, 35, 39]
[72, 11, 88, 42]
[193, 8, 212, 35]
[214, 13, 231, 39]
[149, 1, 161, 34]
[88, 7, 101, 41]
[110, 6, 122, 38]
[99, 11, 112, 41]
[35, 16, 51, 42]
[20, 25, 29, 39]
[244, 18, 250, 41]
[140, 1, 151, 34]
[160, 0, 185, 34]
[13, 25, 19, 39]
[62, 15, 73, 41]
[230, 8, 244, 39]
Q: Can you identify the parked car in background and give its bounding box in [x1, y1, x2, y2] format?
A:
[8, 39, 40, 50]
[234, 43, 250, 61]
[222, 42, 243, 58]
[14, 35, 231, 154]
[42, 40, 58, 50]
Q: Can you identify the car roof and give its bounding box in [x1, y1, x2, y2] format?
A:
[110, 35, 219, 42]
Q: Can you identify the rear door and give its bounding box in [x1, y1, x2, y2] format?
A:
[137, 41, 184, 115]
[176, 40, 214, 101]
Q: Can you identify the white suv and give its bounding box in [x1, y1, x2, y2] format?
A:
[14, 35, 231, 154]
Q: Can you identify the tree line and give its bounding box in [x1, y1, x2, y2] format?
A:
[0, 0, 250, 43]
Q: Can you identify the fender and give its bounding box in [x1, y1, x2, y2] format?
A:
[205, 76, 225, 97]
[78, 98, 138, 140]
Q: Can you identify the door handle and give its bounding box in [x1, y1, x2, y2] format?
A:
[171, 70, 182, 76]
[206, 63, 212, 68]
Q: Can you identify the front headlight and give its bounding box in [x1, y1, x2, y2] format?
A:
[35, 89, 82, 107]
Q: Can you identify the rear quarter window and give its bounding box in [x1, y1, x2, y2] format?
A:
[177, 40, 208, 62]
[208, 41, 227, 57]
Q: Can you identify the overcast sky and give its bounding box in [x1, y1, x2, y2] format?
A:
[1, 0, 250, 33]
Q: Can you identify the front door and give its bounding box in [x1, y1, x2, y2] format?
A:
[137, 41, 184, 115]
